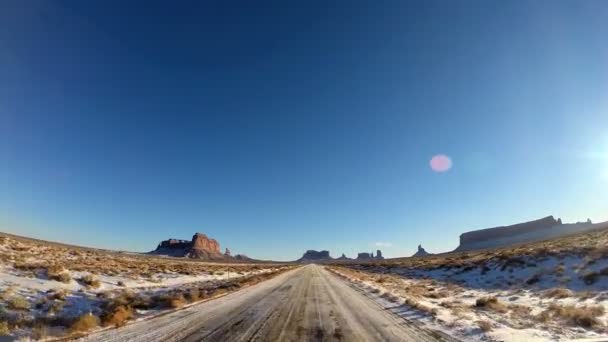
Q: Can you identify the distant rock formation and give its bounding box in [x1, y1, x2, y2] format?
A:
[357, 252, 371, 260]
[150, 232, 224, 260]
[336, 253, 351, 260]
[298, 250, 332, 262]
[357, 250, 384, 260]
[412, 244, 430, 257]
[234, 254, 251, 261]
[187, 233, 222, 259]
[224, 248, 231, 257]
[454, 215, 599, 252]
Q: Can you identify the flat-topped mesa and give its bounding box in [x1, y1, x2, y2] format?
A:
[158, 239, 190, 249]
[151, 232, 224, 260]
[191, 233, 220, 253]
[454, 215, 599, 252]
[459, 216, 560, 246]
[356, 250, 383, 260]
[298, 250, 331, 262]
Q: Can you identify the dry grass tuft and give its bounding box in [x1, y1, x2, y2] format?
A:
[380, 292, 400, 303]
[476, 320, 493, 332]
[539, 303, 605, 328]
[8, 295, 30, 310]
[46, 265, 72, 283]
[32, 324, 49, 340]
[70, 313, 99, 332]
[0, 321, 9, 336]
[580, 271, 601, 285]
[185, 288, 201, 302]
[101, 305, 134, 327]
[167, 294, 187, 308]
[542, 288, 572, 299]
[79, 274, 101, 288]
[474, 296, 507, 313]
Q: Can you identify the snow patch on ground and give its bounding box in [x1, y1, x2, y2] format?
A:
[330, 259, 608, 342]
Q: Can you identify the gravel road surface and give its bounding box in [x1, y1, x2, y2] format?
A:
[79, 264, 450, 342]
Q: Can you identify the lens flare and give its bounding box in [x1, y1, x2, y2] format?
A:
[430, 154, 452, 172]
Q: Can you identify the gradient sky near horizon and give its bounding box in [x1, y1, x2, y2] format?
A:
[1, 1, 607, 261]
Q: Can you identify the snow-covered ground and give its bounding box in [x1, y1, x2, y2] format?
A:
[330, 249, 608, 341]
[0, 233, 289, 340]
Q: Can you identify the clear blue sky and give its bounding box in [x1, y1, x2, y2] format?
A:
[1, 1, 607, 261]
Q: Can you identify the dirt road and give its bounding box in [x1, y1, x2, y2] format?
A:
[80, 264, 448, 342]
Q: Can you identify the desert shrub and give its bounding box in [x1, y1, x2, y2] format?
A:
[51, 272, 72, 283]
[475, 296, 507, 313]
[380, 292, 399, 303]
[101, 305, 133, 327]
[46, 265, 72, 283]
[79, 274, 101, 288]
[577, 291, 596, 300]
[476, 320, 493, 332]
[376, 276, 390, 284]
[542, 288, 572, 299]
[405, 298, 419, 308]
[0, 321, 9, 335]
[117, 281, 126, 287]
[167, 294, 186, 308]
[0, 288, 15, 301]
[32, 323, 49, 340]
[49, 301, 65, 315]
[425, 290, 449, 299]
[8, 296, 30, 310]
[13, 262, 41, 271]
[185, 288, 200, 302]
[526, 273, 542, 285]
[500, 257, 526, 271]
[47, 289, 68, 301]
[509, 304, 532, 318]
[581, 271, 601, 285]
[70, 314, 99, 332]
[404, 298, 435, 315]
[542, 303, 605, 328]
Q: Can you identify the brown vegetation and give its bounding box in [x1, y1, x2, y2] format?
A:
[70, 314, 99, 332]
[0, 321, 9, 336]
[79, 274, 101, 288]
[476, 320, 493, 332]
[538, 303, 605, 328]
[8, 296, 31, 310]
[474, 296, 507, 313]
[542, 288, 572, 299]
[101, 305, 134, 327]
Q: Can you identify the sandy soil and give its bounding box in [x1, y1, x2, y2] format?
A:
[78, 265, 452, 342]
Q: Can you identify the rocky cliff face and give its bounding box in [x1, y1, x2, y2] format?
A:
[191, 233, 220, 253]
[151, 232, 224, 260]
[454, 216, 597, 252]
[459, 216, 560, 247]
